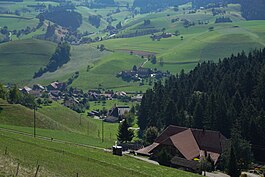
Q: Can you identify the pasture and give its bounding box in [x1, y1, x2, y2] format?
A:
[0, 39, 56, 84]
[0, 130, 200, 177]
[0, 98, 118, 148]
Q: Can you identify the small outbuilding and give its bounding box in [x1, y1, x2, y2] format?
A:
[112, 145, 122, 156]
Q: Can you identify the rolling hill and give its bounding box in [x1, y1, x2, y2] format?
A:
[0, 39, 56, 84]
[1, 2, 265, 92]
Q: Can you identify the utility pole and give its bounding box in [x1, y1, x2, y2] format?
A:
[87, 121, 90, 136]
[101, 120, 104, 143]
[33, 106, 36, 138]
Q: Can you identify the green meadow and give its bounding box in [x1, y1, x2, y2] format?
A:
[0, 130, 200, 177]
[0, 98, 118, 148]
[0, 39, 56, 84]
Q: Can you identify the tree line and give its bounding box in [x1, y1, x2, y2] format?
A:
[241, 0, 265, 20]
[133, 0, 189, 13]
[0, 84, 36, 109]
[192, 0, 265, 20]
[138, 48, 265, 162]
[34, 42, 70, 78]
[38, 5, 82, 30]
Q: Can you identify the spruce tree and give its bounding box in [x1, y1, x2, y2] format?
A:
[117, 119, 134, 143]
[228, 146, 240, 177]
[9, 85, 20, 104]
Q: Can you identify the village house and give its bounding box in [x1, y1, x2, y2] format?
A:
[150, 33, 172, 41]
[63, 97, 79, 108]
[20, 86, 32, 94]
[32, 84, 45, 91]
[131, 94, 143, 102]
[118, 67, 169, 81]
[47, 82, 66, 91]
[19, 84, 47, 97]
[28, 90, 42, 98]
[136, 125, 228, 173]
[104, 105, 130, 123]
[49, 90, 61, 100]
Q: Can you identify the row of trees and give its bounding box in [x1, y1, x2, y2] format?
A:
[138, 49, 265, 163]
[0, 84, 36, 109]
[192, 0, 265, 20]
[241, 0, 265, 20]
[88, 15, 101, 28]
[34, 42, 71, 78]
[38, 6, 82, 30]
[133, 0, 189, 13]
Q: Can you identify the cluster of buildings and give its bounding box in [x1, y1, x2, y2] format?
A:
[117, 67, 170, 81]
[19, 82, 66, 100]
[18, 81, 142, 115]
[88, 104, 131, 123]
[150, 32, 173, 41]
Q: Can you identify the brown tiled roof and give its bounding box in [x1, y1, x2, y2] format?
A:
[191, 128, 226, 153]
[168, 129, 200, 160]
[155, 125, 187, 143]
[136, 143, 159, 156]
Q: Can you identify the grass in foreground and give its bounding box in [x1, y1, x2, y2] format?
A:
[0, 131, 201, 177]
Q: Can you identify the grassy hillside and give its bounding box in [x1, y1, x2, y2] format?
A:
[71, 52, 148, 91]
[0, 99, 65, 130]
[0, 39, 56, 84]
[0, 99, 118, 148]
[31, 44, 109, 85]
[0, 14, 38, 30]
[0, 131, 200, 177]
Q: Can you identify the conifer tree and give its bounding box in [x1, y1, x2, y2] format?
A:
[117, 119, 134, 143]
[228, 146, 240, 177]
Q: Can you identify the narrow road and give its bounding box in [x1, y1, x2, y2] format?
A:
[126, 154, 159, 165]
[206, 171, 229, 177]
[139, 58, 149, 68]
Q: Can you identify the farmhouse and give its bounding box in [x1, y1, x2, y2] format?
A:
[109, 105, 130, 117]
[104, 105, 130, 123]
[47, 82, 66, 91]
[136, 125, 228, 173]
[20, 86, 32, 94]
[131, 94, 143, 102]
[64, 97, 79, 108]
[32, 84, 45, 91]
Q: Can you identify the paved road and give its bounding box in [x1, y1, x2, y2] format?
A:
[126, 154, 159, 165]
[206, 171, 262, 177]
[206, 172, 229, 177]
[242, 172, 262, 177]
